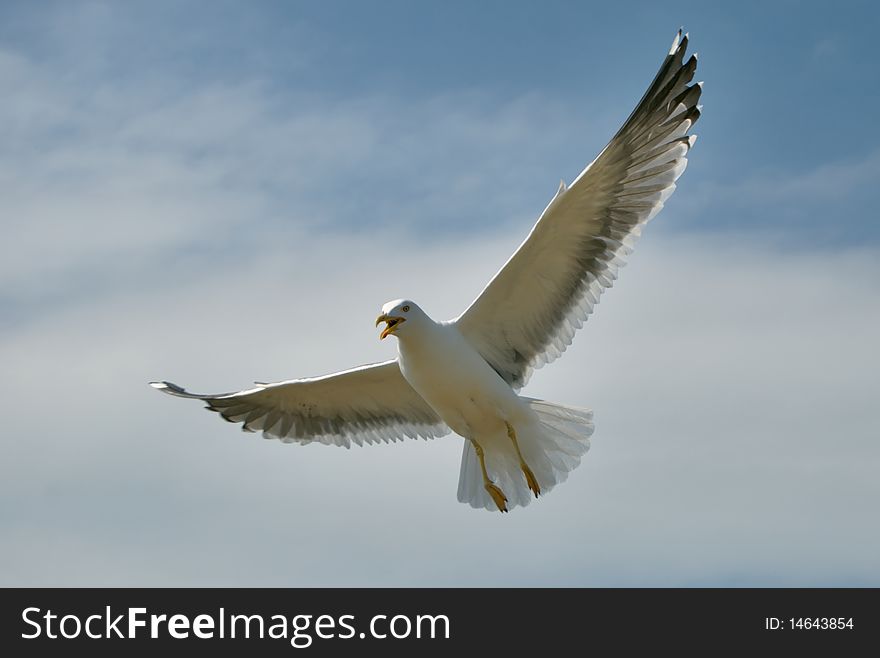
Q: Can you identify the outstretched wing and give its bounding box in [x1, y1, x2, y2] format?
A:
[150, 359, 448, 448]
[455, 30, 702, 389]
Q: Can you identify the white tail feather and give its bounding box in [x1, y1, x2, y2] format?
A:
[456, 398, 594, 511]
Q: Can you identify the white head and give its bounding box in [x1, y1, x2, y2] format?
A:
[375, 299, 427, 340]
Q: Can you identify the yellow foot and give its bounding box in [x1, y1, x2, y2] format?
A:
[522, 463, 541, 498]
[485, 482, 509, 513]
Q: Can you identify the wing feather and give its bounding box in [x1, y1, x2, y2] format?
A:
[150, 359, 448, 448]
[455, 30, 702, 389]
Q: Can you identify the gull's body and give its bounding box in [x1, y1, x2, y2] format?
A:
[394, 310, 523, 440]
[390, 307, 565, 509]
[151, 31, 702, 512]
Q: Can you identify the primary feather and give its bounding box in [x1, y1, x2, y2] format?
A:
[455, 30, 701, 389]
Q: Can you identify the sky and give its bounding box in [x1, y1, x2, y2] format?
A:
[1, 1, 878, 586]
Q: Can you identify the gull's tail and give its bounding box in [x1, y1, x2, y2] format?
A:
[456, 398, 594, 512]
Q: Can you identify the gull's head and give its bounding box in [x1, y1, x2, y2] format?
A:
[375, 299, 422, 340]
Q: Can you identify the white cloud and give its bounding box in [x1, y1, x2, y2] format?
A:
[1, 224, 878, 586]
[0, 39, 577, 306]
[674, 147, 880, 241]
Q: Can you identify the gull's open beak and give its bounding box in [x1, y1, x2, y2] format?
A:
[375, 314, 406, 340]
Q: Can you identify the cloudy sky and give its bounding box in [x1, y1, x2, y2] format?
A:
[2, 1, 878, 586]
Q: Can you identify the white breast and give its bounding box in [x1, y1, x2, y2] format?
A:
[396, 321, 524, 438]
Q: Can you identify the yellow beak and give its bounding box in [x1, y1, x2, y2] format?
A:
[375, 314, 406, 340]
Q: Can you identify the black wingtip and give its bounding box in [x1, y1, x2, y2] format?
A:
[670, 27, 687, 55]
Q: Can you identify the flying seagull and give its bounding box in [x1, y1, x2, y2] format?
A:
[151, 30, 702, 512]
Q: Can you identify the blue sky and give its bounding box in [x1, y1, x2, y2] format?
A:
[3, 0, 878, 243]
[1, 1, 878, 586]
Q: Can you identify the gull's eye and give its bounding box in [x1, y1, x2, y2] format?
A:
[401, 305, 410, 313]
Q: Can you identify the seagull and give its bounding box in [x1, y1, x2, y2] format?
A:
[151, 30, 702, 512]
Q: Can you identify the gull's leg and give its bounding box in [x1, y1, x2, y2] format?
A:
[472, 440, 508, 513]
[505, 422, 541, 497]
